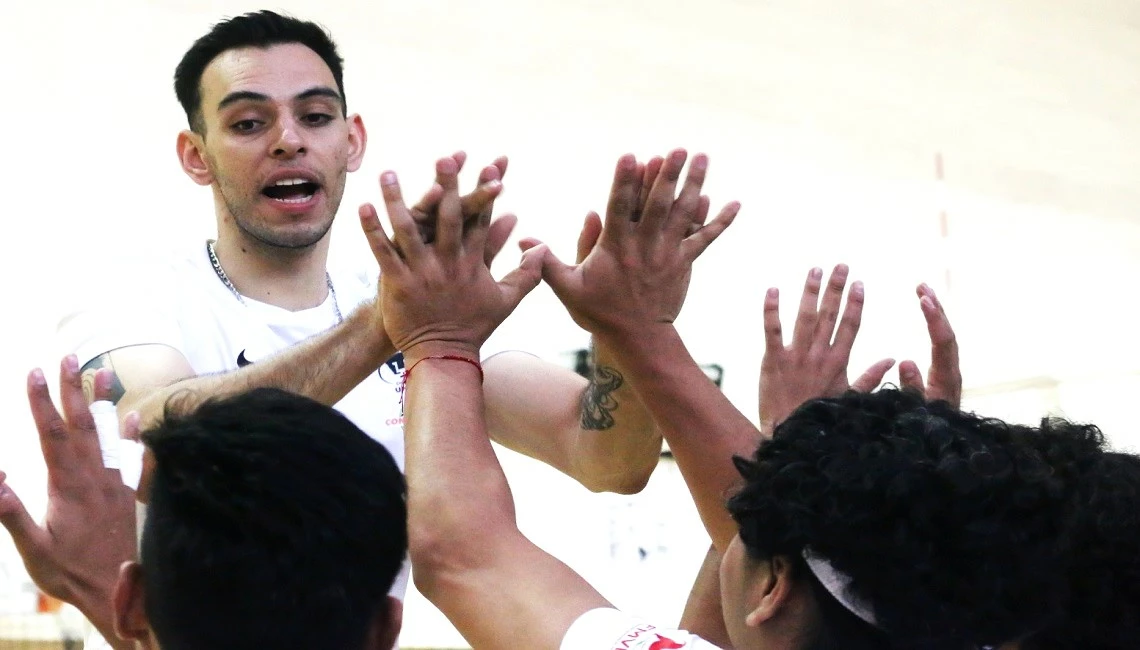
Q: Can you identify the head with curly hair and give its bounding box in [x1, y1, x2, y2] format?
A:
[1022, 450, 1140, 649]
[721, 388, 1107, 650]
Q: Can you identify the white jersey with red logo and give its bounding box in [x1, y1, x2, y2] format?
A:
[561, 608, 724, 650]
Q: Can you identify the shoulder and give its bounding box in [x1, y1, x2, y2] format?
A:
[561, 608, 723, 650]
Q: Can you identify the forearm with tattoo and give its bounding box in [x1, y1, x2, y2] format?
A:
[579, 347, 624, 431]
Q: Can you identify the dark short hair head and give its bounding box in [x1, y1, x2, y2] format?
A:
[727, 389, 1105, 649]
[139, 388, 406, 650]
[173, 10, 347, 134]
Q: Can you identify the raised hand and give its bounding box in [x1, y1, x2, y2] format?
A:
[408, 152, 517, 266]
[522, 149, 738, 337]
[759, 265, 895, 436]
[0, 357, 137, 637]
[359, 157, 543, 357]
[899, 283, 962, 408]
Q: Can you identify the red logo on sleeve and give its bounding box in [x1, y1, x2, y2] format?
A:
[649, 635, 685, 650]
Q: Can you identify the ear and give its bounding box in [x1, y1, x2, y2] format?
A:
[346, 114, 367, 173]
[113, 561, 152, 645]
[365, 596, 403, 650]
[176, 130, 214, 186]
[744, 555, 796, 628]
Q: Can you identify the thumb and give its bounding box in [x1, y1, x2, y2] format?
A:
[498, 244, 547, 306]
[851, 358, 895, 393]
[575, 212, 603, 264]
[0, 474, 48, 558]
[483, 214, 517, 267]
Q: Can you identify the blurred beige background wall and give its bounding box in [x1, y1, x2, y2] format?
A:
[0, 0, 1137, 646]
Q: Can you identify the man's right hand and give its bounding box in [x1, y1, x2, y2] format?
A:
[0, 356, 136, 637]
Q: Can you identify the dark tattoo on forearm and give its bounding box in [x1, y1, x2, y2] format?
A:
[580, 364, 624, 431]
[80, 353, 127, 405]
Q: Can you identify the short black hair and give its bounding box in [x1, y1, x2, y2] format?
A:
[140, 388, 406, 650]
[727, 389, 1104, 649]
[173, 10, 347, 134]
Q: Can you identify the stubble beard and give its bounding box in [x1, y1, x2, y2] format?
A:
[218, 172, 346, 251]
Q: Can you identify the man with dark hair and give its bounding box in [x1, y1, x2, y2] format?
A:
[115, 388, 406, 650]
[36, 9, 671, 644]
[0, 359, 406, 650]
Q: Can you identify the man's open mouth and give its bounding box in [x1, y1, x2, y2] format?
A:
[262, 178, 321, 204]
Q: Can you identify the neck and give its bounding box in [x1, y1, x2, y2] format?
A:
[211, 231, 332, 311]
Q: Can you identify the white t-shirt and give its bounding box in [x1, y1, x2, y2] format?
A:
[561, 609, 722, 650]
[56, 243, 411, 594]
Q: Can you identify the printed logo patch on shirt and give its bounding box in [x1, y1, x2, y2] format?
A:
[612, 624, 693, 650]
[378, 352, 405, 384]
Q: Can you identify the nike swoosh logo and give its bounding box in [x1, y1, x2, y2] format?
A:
[237, 350, 252, 367]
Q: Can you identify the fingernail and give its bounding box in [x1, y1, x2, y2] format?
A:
[851, 281, 864, 298]
[670, 149, 687, 164]
[921, 296, 935, 311]
[693, 154, 708, 171]
[380, 171, 397, 186]
[810, 267, 823, 280]
[767, 287, 778, 299]
[31, 369, 45, 386]
[65, 354, 79, 373]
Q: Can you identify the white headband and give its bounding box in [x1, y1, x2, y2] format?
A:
[802, 548, 879, 627]
[802, 549, 997, 650]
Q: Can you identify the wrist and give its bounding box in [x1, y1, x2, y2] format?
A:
[402, 341, 481, 365]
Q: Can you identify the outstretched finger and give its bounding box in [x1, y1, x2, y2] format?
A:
[641, 148, 687, 230]
[813, 264, 850, 349]
[851, 358, 896, 392]
[376, 171, 426, 263]
[636, 156, 665, 222]
[360, 201, 407, 275]
[28, 363, 75, 473]
[462, 164, 504, 229]
[682, 200, 739, 259]
[763, 287, 784, 355]
[790, 267, 824, 350]
[434, 157, 465, 257]
[483, 214, 517, 267]
[59, 358, 101, 464]
[919, 285, 960, 383]
[829, 280, 865, 360]
[601, 154, 642, 242]
[669, 153, 708, 236]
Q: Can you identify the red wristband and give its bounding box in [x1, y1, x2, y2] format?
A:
[400, 354, 484, 414]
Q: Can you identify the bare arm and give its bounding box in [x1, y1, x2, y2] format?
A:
[79, 302, 394, 425]
[364, 161, 610, 649]
[532, 150, 747, 553]
[483, 344, 660, 495]
[485, 164, 668, 495]
[406, 352, 612, 649]
[680, 545, 733, 648]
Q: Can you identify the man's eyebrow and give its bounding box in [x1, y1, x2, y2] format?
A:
[296, 86, 342, 106]
[217, 90, 270, 111]
[216, 87, 342, 111]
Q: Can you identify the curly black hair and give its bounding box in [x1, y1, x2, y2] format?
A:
[1023, 450, 1140, 649]
[726, 389, 1107, 649]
